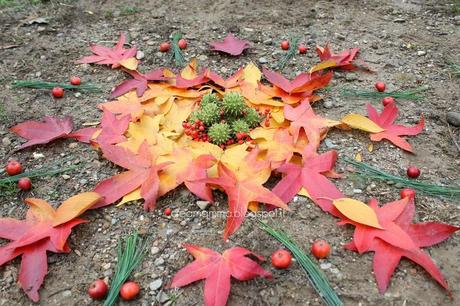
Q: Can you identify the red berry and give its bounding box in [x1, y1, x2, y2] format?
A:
[406, 166, 421, 179]
[192, 131, 199, 139]
[70, 76, 81, 85]
[400, 188, 416, 200]
[240, 131, 247, 137]
[52, 87, 64, 98]
[382, 96, 395, 106]
[280, 40, 290, 50]
[159, 42, 170, 52]
[5, 160, 22, 176]
[298, 44, 308, 54]
[195, 119, 201, 124]
[88, 279, 108, 300]
[264, 108, 270, 114]
[199, 126, 205, 131]
[164, 208, 172, 216]
[119, 281, 140, 301]
[178, 38, 187, 49]
[311, 240, 331, 259]
[238, 140, 244, 144]
[236, 133, 242, 140]
[17, 177, 32, 191]
[375, 81, 386, 92]
[271, 249, 292, 269]
[264, 120, 270, 127]
[182, 122, 187, 128]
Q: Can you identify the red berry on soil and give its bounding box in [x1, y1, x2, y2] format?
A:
[70, 76, 81, 85]
[5, 160, 22, 176]
[311, 240, 331, 259]
[271, 249, 292, 269]
[400, 188, 416, 200]
[375, 81, 386, 92]
[280, 40, 290, 50]
[52, 87, 64, 98]
[88, 279, 108, 300]
[178, 38, 187, 49]
[119, 281, 140, 301]
[159, 42, 170, 52]
[382, 97, 395, 106]
[17, 177, 32, 191]
[298, 44, 308, 54]
[164, 208, 172, 216]
[406, 166, 421, 179]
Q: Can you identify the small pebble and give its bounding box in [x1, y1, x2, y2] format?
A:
[2, 137, 11, 146]
[353, 189, 363, 194]
[136, 50, 145, 60]
[62, 174, 71, 180]
[74, 92, 81, 98]
[417, 50, 426, 56]
[154, 257, 165, 266]
[196, 200, 210, 210]
[149, 279, 163, 291]
[151, 246, 160, 255]
[320, 262, 332, 270]
[258, 57, 268, 64]
[447, 112, 460, 127]
[323, 100, 333, 109]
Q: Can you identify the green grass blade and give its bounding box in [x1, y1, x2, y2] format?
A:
[258, 221, 343, 306]
[277, 36, 300, 71]
[12, 80, 102, 92]
[343, 158, 460, 198]
[171, 33, 185, 67]
[340, 86, 428, 101]
[0, 165, 78, 187]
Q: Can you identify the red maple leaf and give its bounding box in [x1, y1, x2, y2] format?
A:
[94, 108, 131, 146]
[284, 98, 338, 147]
[93, 142, 171, 211]
[10, 116, 74, 149]
[0, 193, 100, 302]
[345, 199, 459, 294]
[263, 68, 333, 94]
[110, 68, 167, 98]
[67, 127, 99, 143]
[316, 44, 360, 70]
[76, 33, 137, 69]
[206, 149, 289, 239]
[209, 33, 251, 56]
[205, 67, 244, 89]
[367, 103, 424, 152]
[169, 244, 271, 306]
[272, 149, 343, 216]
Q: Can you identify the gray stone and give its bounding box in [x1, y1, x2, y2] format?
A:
[320, 262, 332, 270]
[2, 137, 11, 146]
[417, 50, 426, 56]
[154, 257, 165, 266]
[353, 189, 363, 194]
[151, 246, 160, 255]
[136, 50, 145, 60]
[156, 291, 170, 303]
[323, 101, 333, 109]
[258, 57, 268, 64]
[447, 112, 460, 127]
[393, 18, 406, 23]
[196, 200, 210, 210]
[149, 278, 163, 291]
[61, 290, 72, 297]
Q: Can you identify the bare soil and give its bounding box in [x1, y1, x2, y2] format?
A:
[0, 0, 459, 305]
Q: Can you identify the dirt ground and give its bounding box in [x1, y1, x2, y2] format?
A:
[0, 0, 459, 305]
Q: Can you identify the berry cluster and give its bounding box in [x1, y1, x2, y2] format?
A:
[183, 92, 268, 148]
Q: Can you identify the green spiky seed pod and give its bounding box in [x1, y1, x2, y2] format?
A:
[208, 123, 230, 145]
[188, 111, 200, 124]
[222, 92, 246, 116]
[197, 103, 220, 126]
[231, 119, 250, 134]
[200, 93, 220, 107]
[244, 107, 261, 128]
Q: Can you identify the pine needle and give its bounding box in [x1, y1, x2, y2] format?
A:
[12, 81, 102, 92]
[103, 232, 150, 306]
[448, 61, 460, 78]
[258, 220, 343, 306]
[171, 33, 185, 67]
[344, 158, 460, 198]
[340, 85, 428, 101]
[277, 36, 300, 71]
[0, 165, 77, 187]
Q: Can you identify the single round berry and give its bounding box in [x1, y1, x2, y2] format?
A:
[119, 281, 140, 301]
[400, 188, 416, 200]
[52, 87, 64, 98]
[70, 76, 81, 85]
[178, 38, 187, 49]
[271, 249, 292, 269]
[311, 240, 331, 259]
[17, 177, 32, 191]
[88, 279, 108, 300]
[298, 44, 308, 54]
[280, 40, 290, 50]
[164, 208, 172, 216]
[5, 160, 22, 176]
[159, 42, 170, 52]
[375, 81, 386, 92]
[382, 96, 395, 106]
[406, 166, 421, 179]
